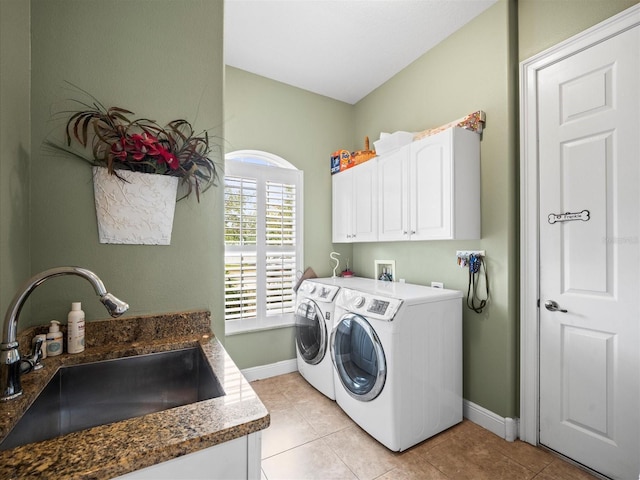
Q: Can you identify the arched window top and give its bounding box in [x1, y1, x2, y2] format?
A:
[226, 149, 297, 170]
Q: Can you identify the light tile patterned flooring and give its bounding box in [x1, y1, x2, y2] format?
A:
[251, 372, 598, 480]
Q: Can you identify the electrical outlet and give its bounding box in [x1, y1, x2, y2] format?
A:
[431, 281, 444, 289]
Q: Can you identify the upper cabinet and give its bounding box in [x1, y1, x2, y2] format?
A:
[332, 127, 480, 243]
[332, 159, 378, 243]
[379, 127, 480, 241]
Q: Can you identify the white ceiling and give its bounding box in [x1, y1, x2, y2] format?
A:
[224, 0, 497, 105]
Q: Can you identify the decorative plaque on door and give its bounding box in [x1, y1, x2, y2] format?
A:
[547, 209, 590, 224]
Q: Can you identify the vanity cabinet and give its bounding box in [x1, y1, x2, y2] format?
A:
[377, 127, 480, 241]
[332, 159, 378, 243]
[115, 432, 262, 479]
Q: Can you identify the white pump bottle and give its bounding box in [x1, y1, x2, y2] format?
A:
[67, 302, 85, 354]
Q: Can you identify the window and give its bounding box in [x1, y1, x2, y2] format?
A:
[224, 150, 303, 334]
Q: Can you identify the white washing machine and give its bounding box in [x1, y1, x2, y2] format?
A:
[330, 280, 463, 451]
[294, 278, 345, 399]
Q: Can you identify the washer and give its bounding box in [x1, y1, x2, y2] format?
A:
[330, 280, 463, 451]
[294, 278, 345, 399]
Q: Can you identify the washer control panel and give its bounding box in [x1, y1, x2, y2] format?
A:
[298, 280, 340, 303]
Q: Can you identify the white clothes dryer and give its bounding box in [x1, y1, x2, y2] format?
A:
[330, 280, 463, 451]
[294, 278, 344, 399]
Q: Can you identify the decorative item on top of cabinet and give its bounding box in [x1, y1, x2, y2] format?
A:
[332, 159, 378, 243]
[378, 127, 480, 241]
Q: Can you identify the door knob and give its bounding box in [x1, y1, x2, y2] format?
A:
[544, 300, 567, 313]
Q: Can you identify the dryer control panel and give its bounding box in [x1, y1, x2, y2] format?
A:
[336, 288, 403, 321]
[368, 299, 390, 315]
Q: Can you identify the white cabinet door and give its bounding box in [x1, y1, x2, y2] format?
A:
[378, 146, 409, 241]
[377, 127, 480, 241]
[332, 169, 353, 243]
[332, 160, 378, 243]
[115, 433, 262, 480]
[410, 131, 453, 240]
[352, 160, 378, 242]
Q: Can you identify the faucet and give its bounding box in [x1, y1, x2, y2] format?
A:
[0, 267, 129, 401]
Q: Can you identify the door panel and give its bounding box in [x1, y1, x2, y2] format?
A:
[561, 325, 615, 439]
[560, 132, 612, 295]
[538, 25, 639, 479]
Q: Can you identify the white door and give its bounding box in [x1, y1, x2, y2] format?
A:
[538, 25, 640, 479]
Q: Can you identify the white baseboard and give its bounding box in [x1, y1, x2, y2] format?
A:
[241, 358, 298, 382]
[464, 399, 519, 442]
[241, 360, 520, 443]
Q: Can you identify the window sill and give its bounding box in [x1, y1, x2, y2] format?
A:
[225, 316, 296, 336]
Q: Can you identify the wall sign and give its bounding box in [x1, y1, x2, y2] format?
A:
[548, 209, 590, 224]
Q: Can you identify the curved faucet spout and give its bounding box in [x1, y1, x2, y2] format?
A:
[1, 266, 129, 401]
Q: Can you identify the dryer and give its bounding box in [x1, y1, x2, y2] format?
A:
[330, 280, 463, 451]
[294, 278, 343, 399]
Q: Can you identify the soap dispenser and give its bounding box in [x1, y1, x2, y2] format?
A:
[46, 320, 63, 356]
[67, 302, 85, 354]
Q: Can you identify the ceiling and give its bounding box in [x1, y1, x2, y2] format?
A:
[224, 0, 497, 105]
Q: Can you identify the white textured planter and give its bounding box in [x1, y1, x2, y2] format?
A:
[92, 166, 179, 245]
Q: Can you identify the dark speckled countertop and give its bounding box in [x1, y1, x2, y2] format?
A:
[0, 311, 270, 479]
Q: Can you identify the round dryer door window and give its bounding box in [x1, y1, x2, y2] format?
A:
[295, 299, 327, 365]
[331, 313, 386, 401]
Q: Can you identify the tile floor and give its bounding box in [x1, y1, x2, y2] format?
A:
[251, 372, 598, 480]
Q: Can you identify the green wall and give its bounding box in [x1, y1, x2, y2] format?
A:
[223, 67, 354, 368]
[0, 0, 31, 326]
[353, 0, 518, 418]
[519, 0, 639, 61]
[24, 0, 225, 338]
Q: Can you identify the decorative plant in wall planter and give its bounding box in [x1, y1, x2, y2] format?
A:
[47, 89, 220, 245]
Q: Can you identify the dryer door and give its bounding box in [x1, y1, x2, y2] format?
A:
[331, 313, 386, 401]
[295, 299, 327, 365]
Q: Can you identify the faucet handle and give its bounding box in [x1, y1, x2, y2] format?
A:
[22, 337, 45, 373]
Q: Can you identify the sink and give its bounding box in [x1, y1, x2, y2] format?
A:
[0, 347, 225, 450]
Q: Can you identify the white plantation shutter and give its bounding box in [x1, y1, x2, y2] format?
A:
[224, 153, 303, 329]
[266, 181, 296, 246]
[224, 254, 257, 321]
[224, 177, 257, 245]
[265, 253, 297, 315]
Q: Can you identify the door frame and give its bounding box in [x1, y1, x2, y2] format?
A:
[519, 4, 640, 446]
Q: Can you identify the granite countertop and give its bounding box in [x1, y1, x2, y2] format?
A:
[0, 311, 270, 479]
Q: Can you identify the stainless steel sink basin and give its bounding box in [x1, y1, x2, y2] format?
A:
[0, 347, 224, 450]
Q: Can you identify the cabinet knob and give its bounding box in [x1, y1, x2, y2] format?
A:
[403, 231, 408, 235]
[346, 234, 351, 238]
[352, 234, 356, 238]
[410, 230, 416, 235]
